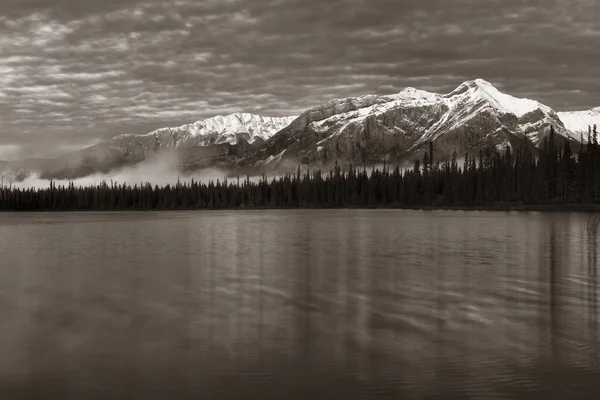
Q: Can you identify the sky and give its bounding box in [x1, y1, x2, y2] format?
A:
[0, 0, 599, 160]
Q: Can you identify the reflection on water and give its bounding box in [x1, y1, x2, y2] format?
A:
[0, 210, 599, 399]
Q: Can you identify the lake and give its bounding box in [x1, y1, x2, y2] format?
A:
[0, 210, 599, 399]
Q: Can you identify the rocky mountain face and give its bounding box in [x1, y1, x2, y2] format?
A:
[1, 113, 296, 180]
[235, 79, 585, 174]
[1, 80, 598, 181]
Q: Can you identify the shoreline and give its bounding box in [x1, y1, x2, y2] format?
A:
[2, 204, 600, 213]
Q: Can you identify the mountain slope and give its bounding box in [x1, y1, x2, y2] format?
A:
[2, 113, 297, 180]
[238, 79, 581, 172]
[1, 80, 598, 181]
[558, 107, 600, 139]
[111, 112, 296, 149]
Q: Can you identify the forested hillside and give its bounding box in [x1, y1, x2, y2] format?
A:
[1, 126, 599, 211]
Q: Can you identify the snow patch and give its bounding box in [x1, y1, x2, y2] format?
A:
[444, 79, 551, 118]
[558, 108, 600, 135]
[114, 112, 297, 145]
[257, 149, 287, 166]
[299, 78, 581, 152]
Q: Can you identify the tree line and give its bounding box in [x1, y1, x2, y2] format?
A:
[1, 125, 599, 211]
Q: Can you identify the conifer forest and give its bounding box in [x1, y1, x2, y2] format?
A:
[1, 126, 600, 211]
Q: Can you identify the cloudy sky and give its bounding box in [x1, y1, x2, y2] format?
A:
[0, 0, 598, 160]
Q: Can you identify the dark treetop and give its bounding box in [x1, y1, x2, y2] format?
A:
[2, 126, 600, 211]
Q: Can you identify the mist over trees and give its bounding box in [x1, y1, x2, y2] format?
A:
[1, 126, 600, 211]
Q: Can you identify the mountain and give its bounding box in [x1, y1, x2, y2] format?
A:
[1, 113, 296, 180]
[557, 107, 600, 139]
[236, 79, 585, 173]
[1, 80, 598, 181]
[100, 112, 297, 173]
[111, 112, 297, 149]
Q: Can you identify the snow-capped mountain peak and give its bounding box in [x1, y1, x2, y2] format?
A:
[176, 112, 297, 142]
[7, 80, 598, 181]
[305, 79, 557, 135]
[112, 112, 297, 148]
[391, 86, 442, 105]
[557, 107, 600, 136]
[445, 79, 551, 117]
[305, 79, 564, 145]
[256, 78, 588, 172]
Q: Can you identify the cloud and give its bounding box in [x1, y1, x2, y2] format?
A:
[0, 145, 22, 161]
[0, 0, 599, 160]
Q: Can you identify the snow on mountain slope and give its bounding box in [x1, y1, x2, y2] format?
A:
[302, 79, 564, 144]
[432, 79, 568, 145]
[557, 107, 600, 137]
[242, 79, 577, 171]
[331, 80, 558, 139]
[4, 81, 598, 181]
[183, 112, 296, 144]
[310, 88, 441, 133]
[445, 79, 552, 117]
[113, 112, 297, 148]
[2, 112, 298, 180]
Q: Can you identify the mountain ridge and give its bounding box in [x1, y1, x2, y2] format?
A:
[109, 112, 297, 147]
[234, 79, 590, 174]
[1, 80, 598, 181]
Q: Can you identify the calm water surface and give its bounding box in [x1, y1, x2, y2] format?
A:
[0, 210, 599, 399]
